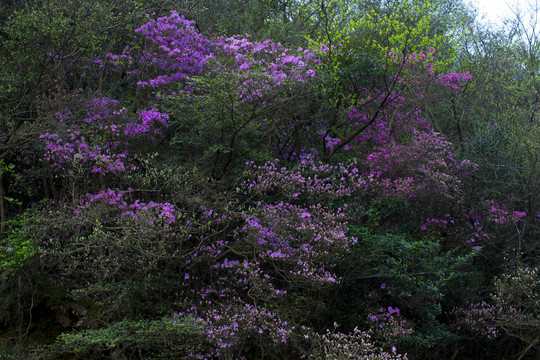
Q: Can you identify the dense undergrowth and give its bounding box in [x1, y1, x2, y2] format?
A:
[0, 0, 538, 359]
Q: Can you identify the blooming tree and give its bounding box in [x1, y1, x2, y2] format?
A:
[0, 7, 532, 360]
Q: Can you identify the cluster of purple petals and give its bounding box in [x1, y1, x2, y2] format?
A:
[134, 11, 212, 87]
[368, 306, 413, 338]
[314, 324, 408, 359]
[242, 201, 356, 284]
[82, 189, 176, 225]
[39, 97, 169, 174]
[118, 10, 320, 100]
[243, 155, 417, 201]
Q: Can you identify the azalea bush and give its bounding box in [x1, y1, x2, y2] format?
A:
[0, 2, 536, 360]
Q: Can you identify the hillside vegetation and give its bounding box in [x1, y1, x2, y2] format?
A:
[0, 0, 538, 359]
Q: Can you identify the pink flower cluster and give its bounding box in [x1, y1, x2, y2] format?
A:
[241, 201, 357, 285]
[116, 10, 319, 99]
[82, 189, 176, 225]
[134, 11, 211, 87]
[483, 199, 527, 224]
[216, 35, 319, 90]
[40, 131, 129, 174]
[180, 299, 294, 351]
[364, 131, 463, 199]
[313, 324, 408, 359]
[124, 108, 169, 136]
[368, 306, 413, 339]
[39, 97, 169, 174]
[453, 301, 500, 340]
[243, 155, 416, 202]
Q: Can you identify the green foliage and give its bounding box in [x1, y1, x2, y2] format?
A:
[164, 59, 317, 177]
[166, 74, 271, 176]
[0, 209, 42, 277]
[0, 1, 537, 359]
[306, 0, 460, 71]
[302, 0, 354, 49]
[337, 223, 479, 354]
[1, 0, 112, 93]
[451, 21, 540, 246]
[352, 0, 457, 62]
[36, 316, 205, 359]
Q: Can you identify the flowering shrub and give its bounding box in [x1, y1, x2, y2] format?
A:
[309, 324, 408, 360]
[1, 6, 534, 360]
[241, 201, 356, 285]
[453, 265, 539, 355]
[243, 155, 416, 202]
[368, 306, 413, 342]
[176, 300, 296, 358]
[39, 96, 169, 179]
[81, 188, 176, 226]
[126, 11, 320, 92]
